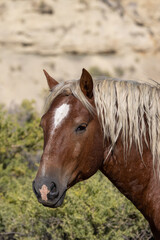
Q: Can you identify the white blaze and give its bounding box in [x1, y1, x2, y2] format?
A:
[41, 103, 70, 177]
[41, 164, 46, 177]
[54, 103, 70, 129]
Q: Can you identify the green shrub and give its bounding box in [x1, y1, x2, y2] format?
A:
[0, 101, 152, 240]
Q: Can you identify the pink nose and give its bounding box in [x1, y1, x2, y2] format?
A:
[39, 185, 50, 201]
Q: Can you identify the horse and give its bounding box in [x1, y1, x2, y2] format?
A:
[33, 69, 160, 239]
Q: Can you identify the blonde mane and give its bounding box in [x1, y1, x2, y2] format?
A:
[44, 77, 160, 172]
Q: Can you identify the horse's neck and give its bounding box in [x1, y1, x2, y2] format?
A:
[100, 137, 160, 236]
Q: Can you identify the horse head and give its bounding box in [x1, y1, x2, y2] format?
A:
[33, 69, 104, 208]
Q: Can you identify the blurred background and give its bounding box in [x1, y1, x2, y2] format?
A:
[0, 0, 160, 111]
[0, 0, 159, 239]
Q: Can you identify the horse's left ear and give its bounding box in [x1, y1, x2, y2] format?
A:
[80, 68, 93, 99]
[43, 69, 58, 90]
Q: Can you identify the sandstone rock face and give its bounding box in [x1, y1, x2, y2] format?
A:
[0, 0, 159, 111]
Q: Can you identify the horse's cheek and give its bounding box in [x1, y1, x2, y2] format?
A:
[72, 142, 81, 159]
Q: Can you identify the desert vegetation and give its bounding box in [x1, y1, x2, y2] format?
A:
[0, 101, 152, 240]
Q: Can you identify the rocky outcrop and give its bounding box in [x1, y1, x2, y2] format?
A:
[0, 0, 159, 111]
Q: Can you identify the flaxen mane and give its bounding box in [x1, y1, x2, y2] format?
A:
[44, 77, 160, 172]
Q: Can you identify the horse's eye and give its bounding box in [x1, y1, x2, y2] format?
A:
[76, 123, 87, 133]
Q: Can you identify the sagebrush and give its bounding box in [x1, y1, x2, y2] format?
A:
[0, 101, 152, 240]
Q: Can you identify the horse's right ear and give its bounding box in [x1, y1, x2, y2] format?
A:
[43, 69, 58, 90]
[80, 68, 93, 99]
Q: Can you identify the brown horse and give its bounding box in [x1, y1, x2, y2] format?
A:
[33, 69, 160, 239]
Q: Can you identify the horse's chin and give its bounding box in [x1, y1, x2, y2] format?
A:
[40, 190, 66, 208]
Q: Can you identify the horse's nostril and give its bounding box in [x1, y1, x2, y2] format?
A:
[32, 181, 40, 199]
[47, 182, 59, 200]
[47, 190, 59, 200]
[50, 182, 56, 192]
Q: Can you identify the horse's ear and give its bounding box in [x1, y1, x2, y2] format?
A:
[43, 69, 58, 90]
[80, 68, 93, 99]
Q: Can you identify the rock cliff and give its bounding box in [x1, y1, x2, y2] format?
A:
[0, 0, 160, 111]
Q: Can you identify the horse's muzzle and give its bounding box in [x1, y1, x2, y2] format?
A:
[32, 180, 66, 208]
